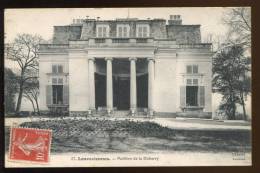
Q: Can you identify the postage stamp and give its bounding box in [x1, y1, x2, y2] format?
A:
[9, 127, 52, 163]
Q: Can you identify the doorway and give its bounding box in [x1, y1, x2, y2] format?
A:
[113, 76, 130, 110]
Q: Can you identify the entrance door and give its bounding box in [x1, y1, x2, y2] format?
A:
[113, 77, 130, 110]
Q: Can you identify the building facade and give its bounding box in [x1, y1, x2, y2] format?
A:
[39, 15, 213, 118]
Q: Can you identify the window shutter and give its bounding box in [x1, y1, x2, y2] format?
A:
[58, 65, 63, 73]
[138, 27, 142, 37]
[52, 65, 57, 73]
[118, 27, 122, 37]
[143, 27, 147, 37]
[98, 27, 102, 37]
[186, 65, 192, 74]
[103, 27, 106, 37]
[63, 85, 69, 105]
[198, 86, 205, 107]
[124, 27, 128, 37]
[46, 85, 52, 105]
[193, 65, 198, 74]
[180, 86, 186, 107]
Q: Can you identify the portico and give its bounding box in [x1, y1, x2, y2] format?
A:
[88, 55, 154, 116]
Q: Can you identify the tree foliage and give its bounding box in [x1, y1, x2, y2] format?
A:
[222, 7, 251, 49]
[213, 45, 251, 120]
[4, 68, 18, 113]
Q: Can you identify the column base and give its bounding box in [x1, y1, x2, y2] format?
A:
[148, 109, 154, 117]
[130, 108, 137, 116]
[107, 109, 113, 115]
[87, 109, 96, 115]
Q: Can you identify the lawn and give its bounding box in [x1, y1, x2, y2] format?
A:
[5, 118, 251, 153]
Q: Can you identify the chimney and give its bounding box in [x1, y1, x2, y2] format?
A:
[168, 15, 182, 25]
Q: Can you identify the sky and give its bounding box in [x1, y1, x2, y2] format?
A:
[5, 7, 230, 43]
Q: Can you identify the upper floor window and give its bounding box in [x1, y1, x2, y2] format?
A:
[52, 77, 63, 85]
[186, 65, 198, 74]
[117, 24, 130, 38]
[96, 25, 109, 37]
[52, 65, 63, 74]
[186, 79, 198, 86]
[136, 25, 150, 37]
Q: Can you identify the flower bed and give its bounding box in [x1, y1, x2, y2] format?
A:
[5, 118, 251, 153]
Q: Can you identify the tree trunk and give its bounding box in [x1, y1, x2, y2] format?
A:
[28, 97, 36, 113]
[15, 70, 25, 115]
[240, 92, 247, 121]
[35, 97, 40, 115]
[15, 83, 23, 114]
[230, 93, 236, 120]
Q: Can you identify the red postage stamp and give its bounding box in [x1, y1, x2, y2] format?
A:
[9, 127, 52, 163]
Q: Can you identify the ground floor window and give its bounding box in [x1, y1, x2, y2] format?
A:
[186, 86, 198, 106]
[53, 85, 63, 104]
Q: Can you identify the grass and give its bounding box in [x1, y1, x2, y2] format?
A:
[5, 118, 251, 153]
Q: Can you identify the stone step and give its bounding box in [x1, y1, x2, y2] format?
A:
[93, 110, 148, 117]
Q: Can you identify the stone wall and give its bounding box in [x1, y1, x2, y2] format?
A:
[166, 25, 201, 44]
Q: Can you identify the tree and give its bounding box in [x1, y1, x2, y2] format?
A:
[222, 7, 251, 49]
[23, 76, 40, 115]
[6, 34, 43, 114]
[4, 68, 18, 113]
[213, 45, 250, 120]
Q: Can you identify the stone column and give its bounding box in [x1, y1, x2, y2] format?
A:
[148, 58, 155, 116]
[129, 58, 137, 115]
[88, 57, 95, 114]
[106, 58, 113, 114]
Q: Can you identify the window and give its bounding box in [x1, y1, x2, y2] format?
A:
[193, 79, 198, 85]
[96, 25, 109, 37]
[53, 85, 63, 104]
[52, 78, 57, 84]
[52, 65, 63, 74]
[186, 65, 198, 74]
[58, 78, 63, 84]
[52, 77, 63, 85]
[186, 79, 192, 85]
[136, 25, 149, 38]
[186, 86, 198, 106]
[186, 79, 198, 86]
[117, 25, 130, 38]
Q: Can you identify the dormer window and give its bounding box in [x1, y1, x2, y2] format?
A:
[117, 24, 130, 38]
[136, 24, 150, 38]
[96, 25, 109, 37]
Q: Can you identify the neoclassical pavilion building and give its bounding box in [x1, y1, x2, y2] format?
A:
[39, 15, 213, 118]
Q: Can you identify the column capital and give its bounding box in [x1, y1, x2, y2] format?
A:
[147, 57, 155, 62]
[129, 57, 137, 61]
[105, 57, 113, 61]
[88, 57, 95, 61]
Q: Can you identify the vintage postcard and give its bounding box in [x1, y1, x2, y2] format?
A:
[4, 7, 251, 167]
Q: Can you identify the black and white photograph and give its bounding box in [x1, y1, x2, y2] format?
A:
[4, 7, 251, 167]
